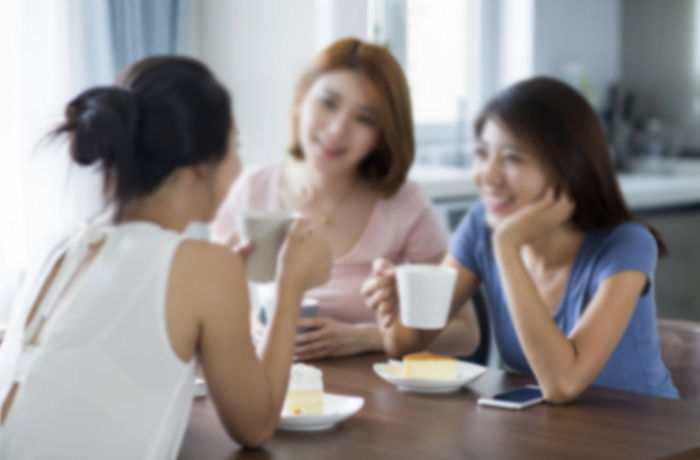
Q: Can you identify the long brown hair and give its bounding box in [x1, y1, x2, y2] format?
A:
[475, 76, 667, 257]
[288, 37, 413, 197]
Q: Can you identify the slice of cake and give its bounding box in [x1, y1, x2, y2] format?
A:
[283, 363, 324, 415]
[401, 351, 458, 380]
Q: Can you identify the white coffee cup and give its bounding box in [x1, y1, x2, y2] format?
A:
[396, 264, 457, 329]
[235, 211, 296, 283]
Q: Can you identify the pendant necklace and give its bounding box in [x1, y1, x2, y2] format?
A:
[315, 182, 357, 228]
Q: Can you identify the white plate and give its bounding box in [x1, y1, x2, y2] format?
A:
[372, 360, 487, 394]
[277, 393, 365, 432]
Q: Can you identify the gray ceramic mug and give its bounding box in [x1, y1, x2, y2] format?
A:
[235, 211, 296, 283]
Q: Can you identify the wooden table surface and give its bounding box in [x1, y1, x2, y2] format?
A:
[178, 353, 700, 460]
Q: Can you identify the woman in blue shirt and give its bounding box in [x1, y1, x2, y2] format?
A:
[362, 76, 678, 402]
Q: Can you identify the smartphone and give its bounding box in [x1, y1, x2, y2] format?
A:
[477, 385, 544, 410]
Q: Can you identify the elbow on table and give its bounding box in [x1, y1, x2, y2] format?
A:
[233, 435, 268, 450]
[540, 379, 585, 405]
[222, 408, 277, 449]
[226, 422, 275, 449]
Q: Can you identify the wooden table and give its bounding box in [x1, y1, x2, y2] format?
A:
[178, 353, 700, 459]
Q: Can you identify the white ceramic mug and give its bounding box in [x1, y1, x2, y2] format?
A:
[396, 264, 457, 329]
[235, 211, 296, 283]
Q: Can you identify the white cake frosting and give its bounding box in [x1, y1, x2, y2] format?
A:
[288, 363, 324, 391]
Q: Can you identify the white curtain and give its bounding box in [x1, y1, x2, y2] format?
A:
[0, 1, 105, 322]
[0, 0, 192, 322]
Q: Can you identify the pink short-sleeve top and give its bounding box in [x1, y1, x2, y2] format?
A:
[212, 163, 448, 323]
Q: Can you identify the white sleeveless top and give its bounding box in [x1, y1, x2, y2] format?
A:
[0, 222, 196, 460]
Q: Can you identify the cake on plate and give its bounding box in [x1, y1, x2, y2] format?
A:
[401, 351, 458, 379]
[283, 363, 324, 415]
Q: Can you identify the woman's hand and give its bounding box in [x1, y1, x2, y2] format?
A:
[361, 258, 399, 328]
[222, 231, 255, 259]
[293, 317, 375, 360]
[277, 219, 332, 293]
[493, 188, 575, 249]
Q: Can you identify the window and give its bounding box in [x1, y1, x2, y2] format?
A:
[369, 0, 483, 168]
[0, 1, 98, 322]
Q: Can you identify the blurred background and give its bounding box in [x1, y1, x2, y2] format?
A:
[2, 0, 700, 324]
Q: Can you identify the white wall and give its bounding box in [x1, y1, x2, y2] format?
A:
[194, 0, 368, 167]
[532, 0, 621, 108]
[0, 0, 103, 322]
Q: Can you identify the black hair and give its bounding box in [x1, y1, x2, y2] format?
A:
[53, 56, 233, 219]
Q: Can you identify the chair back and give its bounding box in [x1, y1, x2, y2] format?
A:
[658, 318, 700, 401]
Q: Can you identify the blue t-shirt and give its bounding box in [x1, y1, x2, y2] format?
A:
[450, 201, 678, 398]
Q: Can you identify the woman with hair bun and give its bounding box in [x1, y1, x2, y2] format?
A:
[0, 56, 331, 458]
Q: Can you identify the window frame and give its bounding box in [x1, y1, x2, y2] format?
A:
[368, 0, 496, 168]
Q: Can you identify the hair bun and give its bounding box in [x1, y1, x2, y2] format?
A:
[61, 86, 139, 166]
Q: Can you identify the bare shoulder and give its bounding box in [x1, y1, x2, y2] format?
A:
[170, 240, 248, 310]
[165, 240, 250, 363]
[176, 239, 243, 269]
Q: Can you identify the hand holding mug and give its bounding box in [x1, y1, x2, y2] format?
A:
[361, 258, 399, 328]
[223, 231, 254, 259]
[235, 211, 296, 282]
[277, 219, 332, 292]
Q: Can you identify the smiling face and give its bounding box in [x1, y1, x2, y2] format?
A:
[297, 70, 380, 176]
[473, 118, 553, 228]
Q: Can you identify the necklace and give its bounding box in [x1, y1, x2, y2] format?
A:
[284, 181, 358, 229]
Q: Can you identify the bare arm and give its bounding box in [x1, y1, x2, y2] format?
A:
[427, 299, 481, 356]
[292, 253, 462, 361]
[491, 190, 648, 403]
[173, 221, 330, 448]
[410, 253, 482, 356]
[363, 253, 481, 358]
[170, 242, 280, 447]
[494, 238, 646, 403]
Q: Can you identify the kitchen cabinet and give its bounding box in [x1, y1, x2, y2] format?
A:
[639, 205, 700, 322]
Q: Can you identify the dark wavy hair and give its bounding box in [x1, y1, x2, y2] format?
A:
[475, 76, 667, 257]
[53, 56, 233, 220]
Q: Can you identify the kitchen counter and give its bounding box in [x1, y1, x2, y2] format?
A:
[411, 159, 700, 211]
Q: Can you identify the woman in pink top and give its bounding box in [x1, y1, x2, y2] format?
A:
[213, 38, 474, 360]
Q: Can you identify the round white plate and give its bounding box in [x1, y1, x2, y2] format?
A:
[277, 393, 365, 432]
[372, 360, 487, 394]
